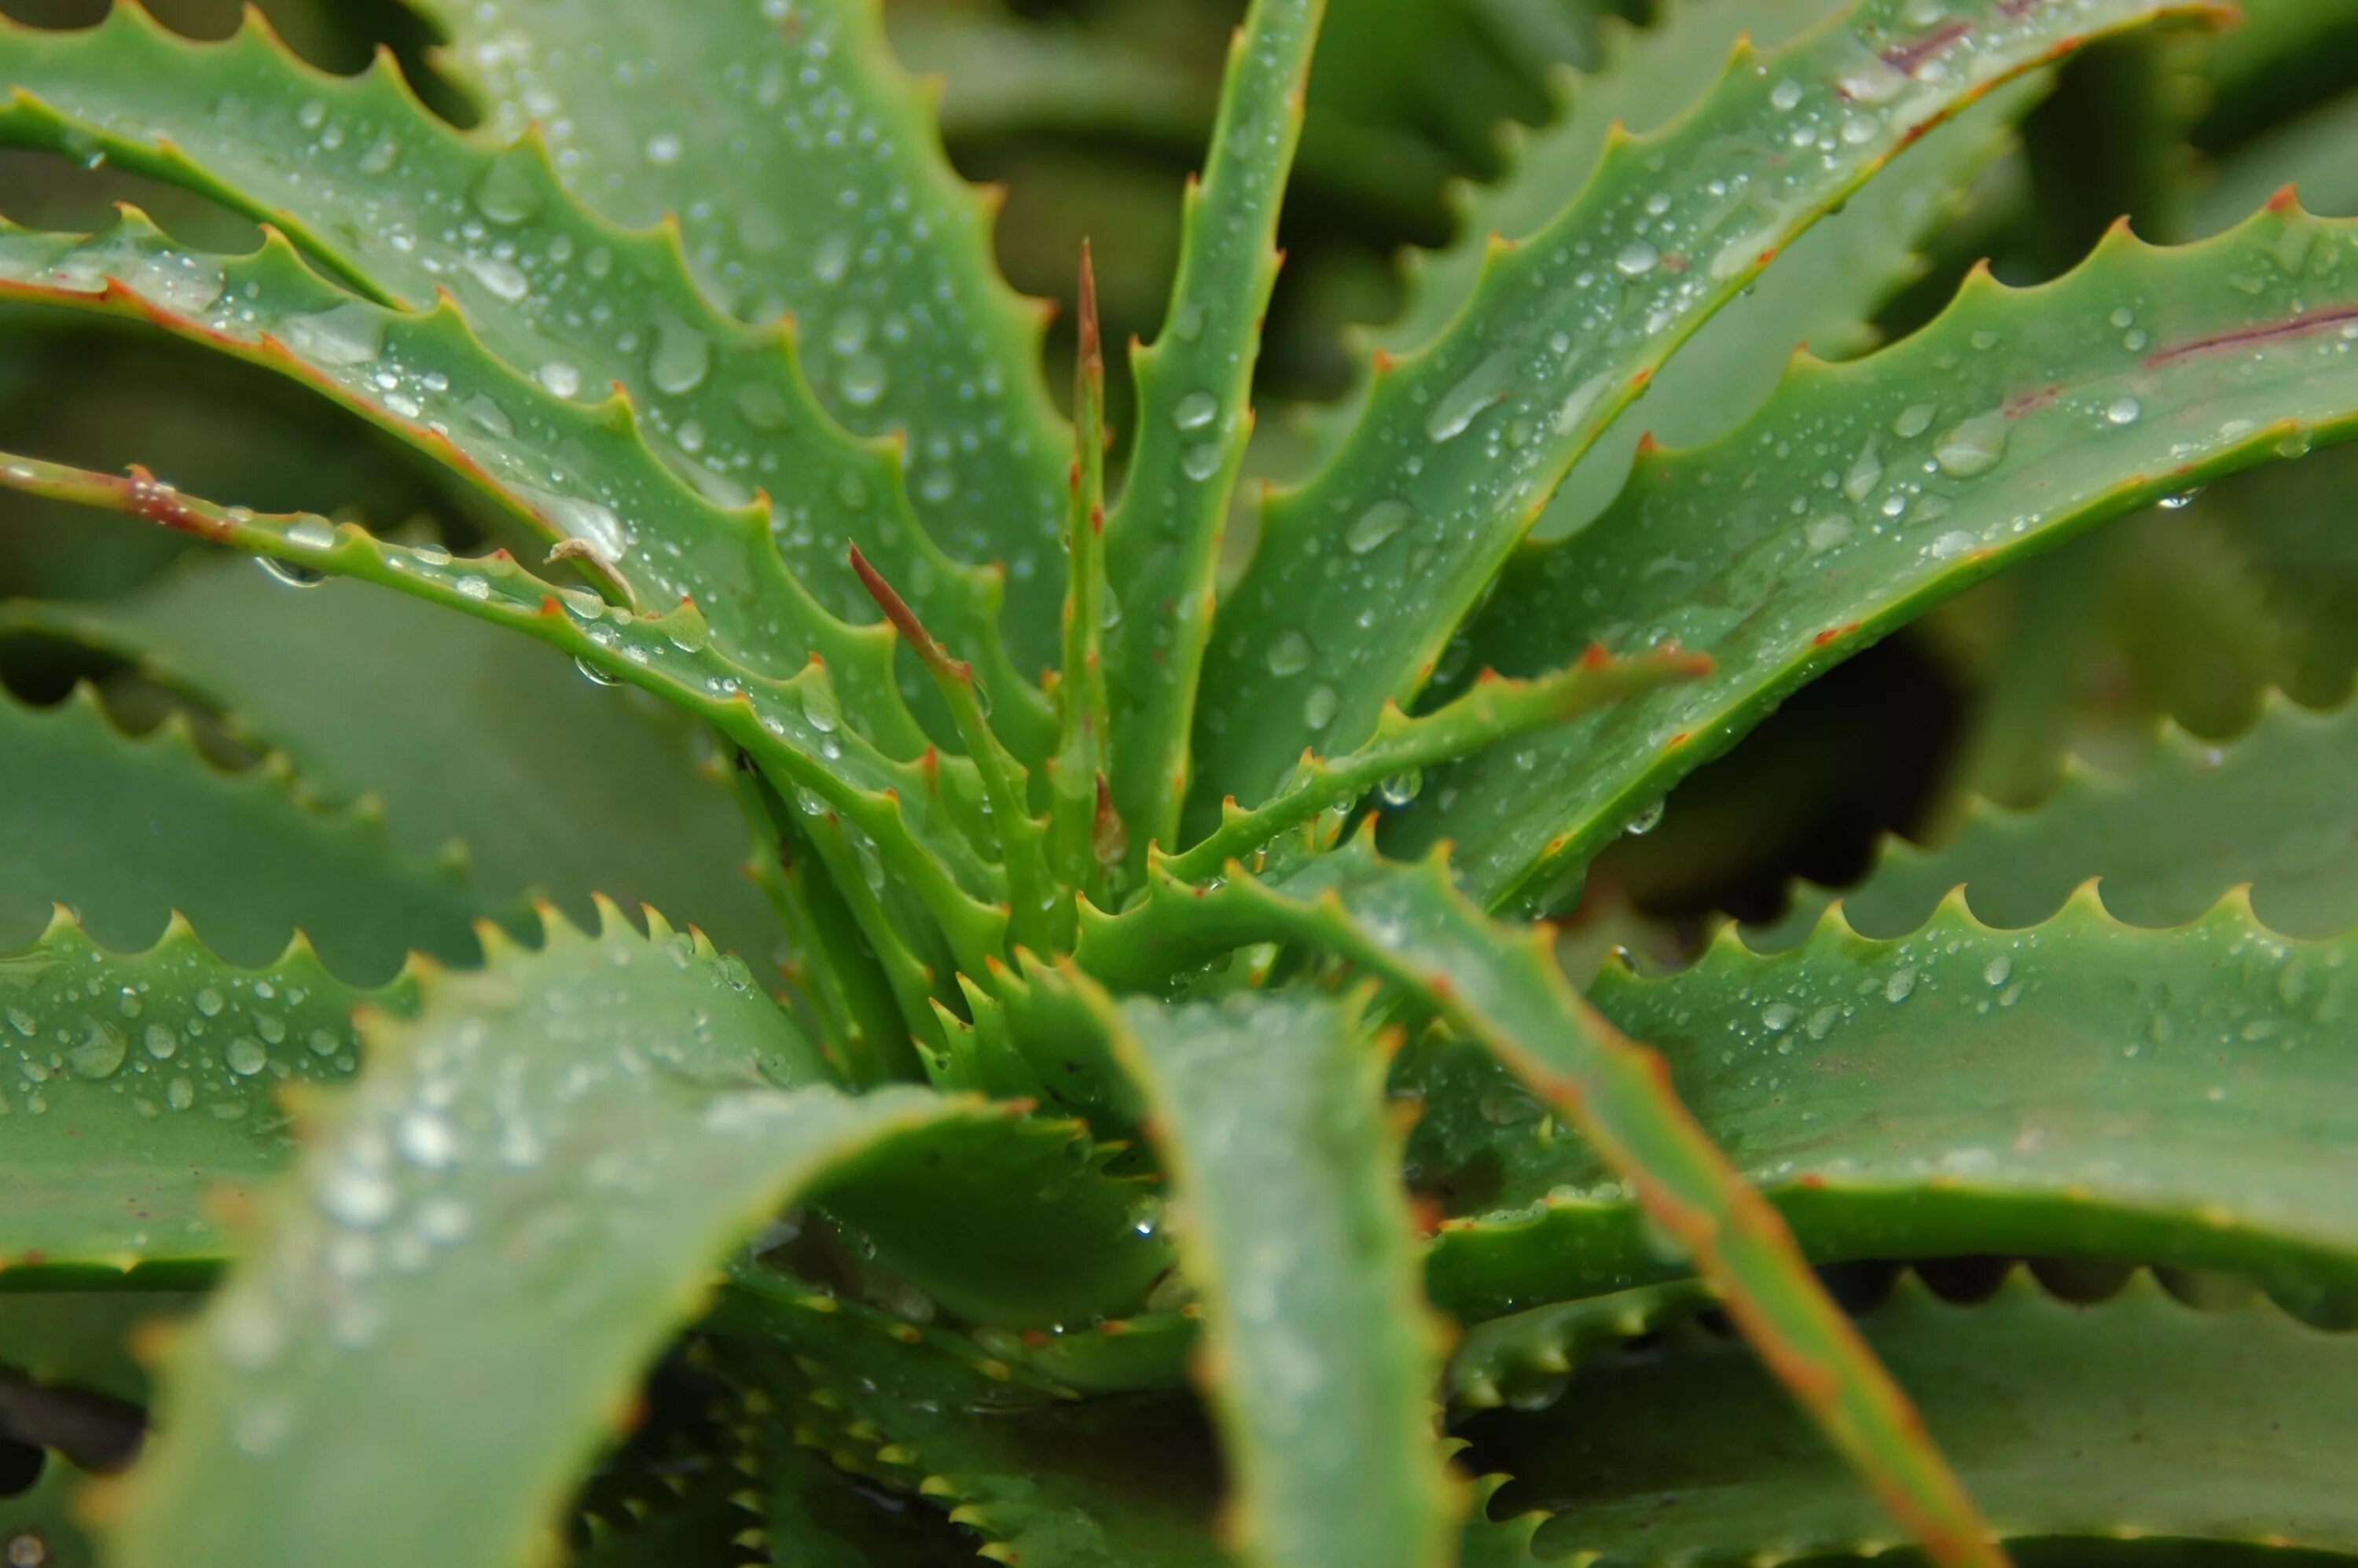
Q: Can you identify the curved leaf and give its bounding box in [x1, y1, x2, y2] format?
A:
[1757, 689, 2358, 948]
[1104, 0, 1324, 861]
[725, 1282, 1232, 1568]
[1422, 885, 2358, 1316]
[1190, 0, 2217, 824]
[0, 685, 482, 982]
[1404, 200, 2358, 911]
[406, 0, 1076, 658]
[108, 906, 970, 1568]
[0, 457, 1014, 985]
[8, 561, 782, 967]
[1473, 1271, 2358, 1562]
[0, 910, 413, 1276]
[0, 4, 1053, 748]
[1098, 989, 1457, 1568]
[1079, 836, 2004, 1568]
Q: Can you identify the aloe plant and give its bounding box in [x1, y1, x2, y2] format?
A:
[6, 0, 2358, 1563]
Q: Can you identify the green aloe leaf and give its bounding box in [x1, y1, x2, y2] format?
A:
[105, 907, 982, 1568]
[0, 686, 482, 982]
[7, 561, 782, 967]
[0, 5, 1052, 746]
[725, 1281, 1232, 1567]
[1190, 0, 2216, 825]
[0, 909, 413, 1275]
[0, 456, 1013, 985]
[1420, 885, 2358, 1316]
[1756, 689, 2358, 949]
[1080, 835, 2003, 1566]
[1473, 1270, 2358, 1561]
[1445, 1280, 1717, 1413]
[1404, 200, 2358, 912]
[1097, 989, 1456, 1568]
[1104, 0, 1323, 862]
[403, 0, 1076, 660]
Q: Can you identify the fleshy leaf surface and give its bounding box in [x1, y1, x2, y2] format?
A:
[9, 561, 781, 966]
[1080, 835, 2002, 1566]
[1475, 1272, 2358, 1561]
[405, 0, 1075, 659]
[108, 907, 983, 1568]
[1191, 0, 2216, 825]
[1759, 689, 2358, 948]
[0, 686, 483, 982]
[1417, 887, 2358, 1315]
[0, 913, 413, 1274]
[1403, 202, 2358, 910]
[1101, 990, 1455, 1568]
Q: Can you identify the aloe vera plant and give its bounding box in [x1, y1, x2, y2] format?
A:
[7, 0, 2358, 1562]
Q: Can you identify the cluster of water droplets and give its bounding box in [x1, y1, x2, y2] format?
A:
[443, 0, 1067, 616]
[4, 934, 362, 1232]
[196, 924, 790, 1459]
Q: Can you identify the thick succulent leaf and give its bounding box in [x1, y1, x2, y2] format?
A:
[0, 4, 1054, 742]
[1190, 0, 2216, 824]
[1161, 644, 1712, 887]
[0, 457, 1014, 982]
[1080, 836, 2002, 1568]
[8, 561, 780, 966]
[725, 1282, 1233, 1568]
[0, 686, 482, 982]
[1474, 1271, 2358, 1561]
[107, 906, 990, 1568]
[815, 1107, 1171, 1328]
[1757, 689, 2358, 949]
[1542, 77, 2040, 534]
[406, 0, 1076, 659]
[0, 910, 413, 1276]
[1445, 1280, 1717, 1414]
[1098, 990, 1456, 1568]
[1403, 200, 2358, 912]
[1418, 886, 2358, 1317]
[1103, 0, 1322, 861]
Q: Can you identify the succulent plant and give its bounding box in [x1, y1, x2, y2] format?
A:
[5, 0, 2358, 1565]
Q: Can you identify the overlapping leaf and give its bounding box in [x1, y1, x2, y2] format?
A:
[1401, 201, 2358, 912]
[1191, 0, 2218, 827]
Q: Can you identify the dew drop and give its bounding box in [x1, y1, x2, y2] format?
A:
[1933, 413, 2008, 477]
[1346, 499, 1413, 555]
[1892, 402, 1937, 439]
[645, 131, 685, 167]
[1885, 966, 1919, 1003]
[225, 1037, 268, 1077]
[462, 252, 531, 303]
[1623, 799, 1665, 837]
[575, 655, 620, 687]
[258, 556, 327, 589]
[652, 322, 713, 395]
[2105, 396, 2141, 426]
[283, 303, 384, 367]
[1377, 769, 1423, 807]
[1426, 350, 1516, 442]
[143, 1023, 177, 1060]
[1614, 241, 1660, 277]
[1805, 515, 1853, 553]
[1926, 529, 1977, 561]
[68, 1022, 126, 1080]
[1984, 953, 2012, 987]
[1181, 442, 1223, 481]
[1173, 391, 1219, 431]
[195, 987, 225, 1018]
[166, 1075, 195, 1111]
[839, 352, 888, 407]
[1265, 629, 1315, 677]
[538, 360, 582, 398]
[1302, 683, 1339, 730]
[472, 156, 544, 225]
